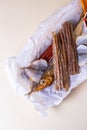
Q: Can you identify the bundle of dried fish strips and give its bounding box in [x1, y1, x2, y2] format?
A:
[5, 0, 87, 112]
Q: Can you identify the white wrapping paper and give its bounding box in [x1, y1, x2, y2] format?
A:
[5, 0, 87, 112]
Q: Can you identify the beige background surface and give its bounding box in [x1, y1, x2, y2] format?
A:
[0, 0, 87, 130]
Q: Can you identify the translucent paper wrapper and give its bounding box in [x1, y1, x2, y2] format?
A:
[5, 0, 87, 112]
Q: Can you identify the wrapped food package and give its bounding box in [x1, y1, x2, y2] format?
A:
[5, 0, 87, 113]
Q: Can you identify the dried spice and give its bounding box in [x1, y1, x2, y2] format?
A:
[52, 31, 70, 91]
[83, 13, 87, 27]
[62, 22, 79, 75]
[52, 32, 61, 90]
[39, 44, 52, 62]
[74, 19, 83, 37]
[59, 30, 69, 90]
[26, 21, 79, 95]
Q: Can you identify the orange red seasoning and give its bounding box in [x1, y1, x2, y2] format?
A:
[80, 0, 87, 14]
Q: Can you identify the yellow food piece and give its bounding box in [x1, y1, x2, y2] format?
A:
[34, 76, 53, 91]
